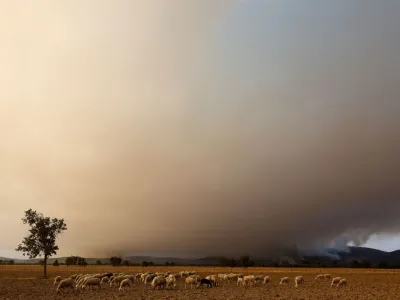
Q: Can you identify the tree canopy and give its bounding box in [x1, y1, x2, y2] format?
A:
[16, 209, 67, 278]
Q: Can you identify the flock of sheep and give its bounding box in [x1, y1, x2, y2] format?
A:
[54, 270, 348, 293]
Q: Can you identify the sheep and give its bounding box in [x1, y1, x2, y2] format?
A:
[110, 275, 126, 287]
[237, 277, 244, 286]
[263, 276, 271, 285]
[295, 276, 304, 287]
[331, 277, 342, 287]
[82, 277, 101, 290]
[166, 275, 177, 288]
[134, 273, 142, 282]
[119, 278, 132, 291]
[243, 275, 255, 287]
[337, 278, 347, 288]
[185, 276, 199, 289]
[75, 276, 90, 289]
[206, 275, 217, 286]
[315, 274, 325, 281]
[56, 278, 74, 293]
[144, 274, 156, 285]
[69, 274, 77, 280]
[324, 273, 331, 279]
[151, 276, 167, 290]
[254, 275, 264, 286]
[103, 272, 113, 278]
[54, 276, 62, 285]
[280, 277, 289, 285]
[101, 277, 110, 285]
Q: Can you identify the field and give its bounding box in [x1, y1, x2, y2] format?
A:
[0, 266, 399, 300]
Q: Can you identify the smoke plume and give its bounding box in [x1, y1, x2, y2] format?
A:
[1, 0, 400, 258]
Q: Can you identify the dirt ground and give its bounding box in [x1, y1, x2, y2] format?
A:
[0, 266, 399, 299]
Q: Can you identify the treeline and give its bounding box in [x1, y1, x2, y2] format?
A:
[0, 260, 15, 265]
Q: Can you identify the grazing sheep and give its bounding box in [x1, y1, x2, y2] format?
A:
[263, 276, 271, 285]
[185, 276, 199, 289]
[280, 277, 289, 285]
[101, 277, 110, 284]
[69, 274, 77, 280]
[324, 274, 331, 279]
[110, 275, 126, 287]
[206, 275, 217, 286]
[151, 276, 167, 290]
[315, 274, 325, 281]
[254, 275, 264, 286]
[145, 274, 156, 285]
[198, 279, 213, 288]
[82, 277, 101, 290]
[243, 275, 255, 286]
[103, 273, 113, 278]
[56, 278, 74, 293]
[75, 276, 90, 289]
[237, 277, 244, 286]
[295, 276, 304, 287]
[331, 277, 342, 287]
[119, 278, 132, 291]
[337, 278, 347, 288]
[166, 276, 177, 288]
[54, 276, 62, 285]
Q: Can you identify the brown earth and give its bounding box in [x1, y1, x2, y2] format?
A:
[0, 266, 399, 299]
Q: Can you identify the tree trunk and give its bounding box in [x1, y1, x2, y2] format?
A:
[44, 255, 47, 278]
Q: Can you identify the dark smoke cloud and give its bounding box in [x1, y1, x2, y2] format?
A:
[0, 0, 400, 259]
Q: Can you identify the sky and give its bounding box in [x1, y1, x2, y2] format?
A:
[1, 0, 400, 259]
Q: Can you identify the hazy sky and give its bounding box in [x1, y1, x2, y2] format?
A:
[1, 0, 400, 259]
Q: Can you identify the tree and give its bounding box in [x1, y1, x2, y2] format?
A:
[16, 209, 67, 278]
[378, 261, 388, 269]
[240, 255, 250, 268]
[96, 260, 102, 265]
[141, 260, 149, 267]
[0, 260, 3, 265]
[65, 257, 74, 266]
[8, 260, 15, 265]
[231, 258, 236, 268]
[53, 259, 59, 266]
[123, 260, 130, 266]
[110, 256, 122, 266]
[38, 260, 45, 266]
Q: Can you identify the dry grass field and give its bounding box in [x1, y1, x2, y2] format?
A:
[0, 265, 399, 299]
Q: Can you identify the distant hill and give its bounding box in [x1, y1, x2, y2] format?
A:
[2, 246, 400, 266]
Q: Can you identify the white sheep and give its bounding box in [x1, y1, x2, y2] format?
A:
[152, 276, 167, 290]
[263, 276, 271, 285]
[206, 275, 217, 286]
[295, 276, 304, 287]
[144, 274, 155, 285]
[75, 276, 90, 289]
[56, 278, 74, 293]
[185, 276, 199, 289]
[315, 274, 325, 281]
[324, 274, 331, 279]
[54, 276, 62, 285]
[110, 275, 125, 287]
[237, 277, 244, 286]
[100, 277, 110, 284]
[69, 274, 77, 280]
[82, 277, 101, 290]
[280, 277, 289, 285]
[331, 277, 341, 287]
[166, 275, 177, 288]
[119, 278, 132, 291]
[243, 275, 255, 286]
[337, 278, 347, 288]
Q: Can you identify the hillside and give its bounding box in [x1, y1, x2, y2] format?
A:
[2, 246, 400, 266]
